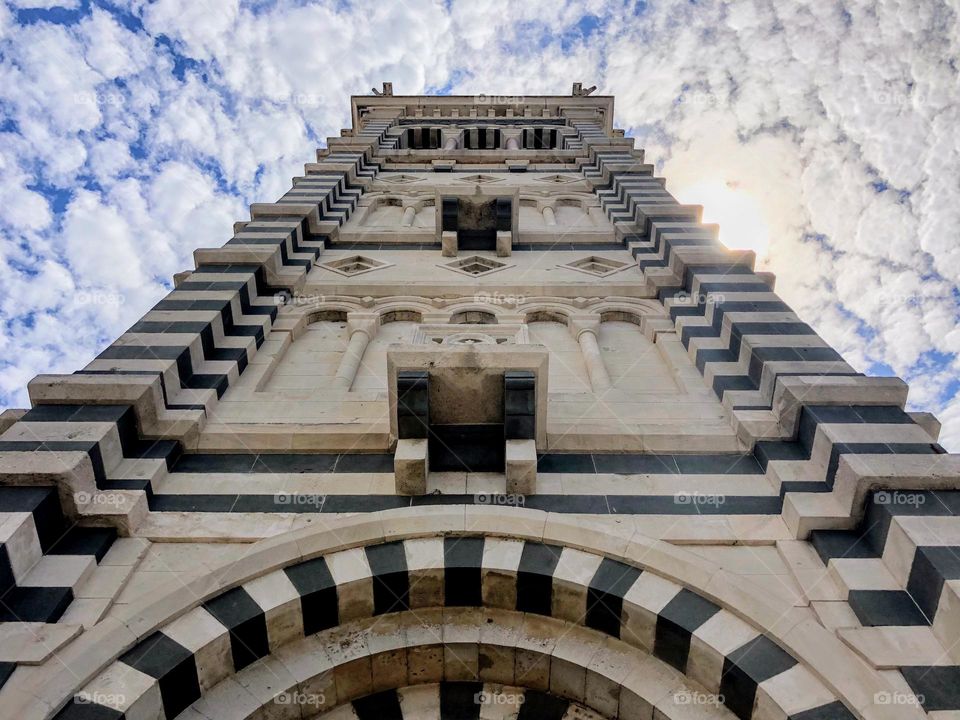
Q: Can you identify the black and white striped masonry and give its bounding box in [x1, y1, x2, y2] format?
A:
[57, 537, 854, 720]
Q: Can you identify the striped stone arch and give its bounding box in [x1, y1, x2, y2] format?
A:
[28, 511, 907, 720]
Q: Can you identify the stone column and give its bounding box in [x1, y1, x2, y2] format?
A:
[542, 206, 557, 226]
[332, 315, 378, 390]
[570, 318, 611, 393]
[401, 206, 416, 227]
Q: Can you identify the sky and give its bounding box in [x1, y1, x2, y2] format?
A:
[0, 0, 958, 449]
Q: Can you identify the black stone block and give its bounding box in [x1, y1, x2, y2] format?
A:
[48, 526, 117, 562]
[516, 542, 562, 616]
[516, 690, 569, 720]
[585, 558, 642, 638]
[52, 701, 123, 720]
[440, 681, 483, 720]
[284, 557, 338, 635]
[203, 587, 270, 671]
[353, 689, 404, 720]
[901, 666, 960, 712]
[720, 635, 797, 720]
[848, 590, 929, 626]
[442, 197, 459, 231]
[119, 631, 200, 719]
[0, 585, 73, 623]
[654, 589, 720, 672]
[365, 542, 410, 614]
[788, 701, 857, 719]
[444, 537, 484, 607]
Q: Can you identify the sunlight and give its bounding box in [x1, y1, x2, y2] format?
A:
[679, 180, 771, 258]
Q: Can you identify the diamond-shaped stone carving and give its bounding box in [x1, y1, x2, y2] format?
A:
[456, 174, 504, 184]
[318, 255, 392, 276]
[440, 255, 510, 277]
[379, 174, 422, 184]
[559, 256, 631, 277]
[534, 174, 578, 184]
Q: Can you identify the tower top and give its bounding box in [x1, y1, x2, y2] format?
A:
[351, 91, 614, 135]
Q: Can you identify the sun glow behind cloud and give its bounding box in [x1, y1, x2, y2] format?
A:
[679, 180, 771, 259]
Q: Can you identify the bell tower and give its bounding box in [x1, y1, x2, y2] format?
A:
[0, 84, 957, 720]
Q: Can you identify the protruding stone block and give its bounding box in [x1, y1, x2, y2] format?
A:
[441, 231, 458, 257]
[505, 439, 536, 495]
[496, 230, 512, 257]
[395, 438, 428, 495]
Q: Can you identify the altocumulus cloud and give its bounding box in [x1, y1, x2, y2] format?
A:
[0, 0, 958, 447]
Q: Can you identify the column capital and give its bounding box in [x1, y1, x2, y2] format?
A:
[568, 316, 601, 339]
[346, 313, 379, 337]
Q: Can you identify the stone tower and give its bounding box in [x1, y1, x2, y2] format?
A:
[0, 87, 957, 720]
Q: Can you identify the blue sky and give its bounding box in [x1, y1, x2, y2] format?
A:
[1, 0, 959, 448]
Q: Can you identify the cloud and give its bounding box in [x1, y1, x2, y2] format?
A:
[0, 0, 958, 451]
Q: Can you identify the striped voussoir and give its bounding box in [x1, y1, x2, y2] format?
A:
[60, 537, 853, 720]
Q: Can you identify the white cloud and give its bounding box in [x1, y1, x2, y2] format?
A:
[7, 0, 79, 8]
[0, 0, 958, 451]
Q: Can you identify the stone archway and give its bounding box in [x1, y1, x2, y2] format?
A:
[19, 509, 914, 720]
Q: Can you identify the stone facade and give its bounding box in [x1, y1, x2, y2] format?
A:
[0, 87, 957, 720]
